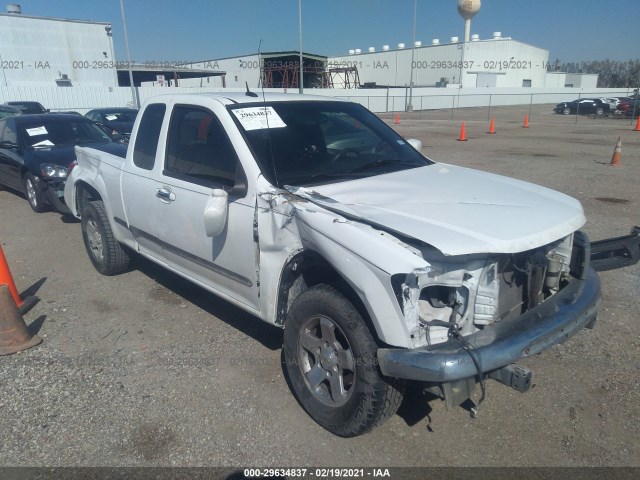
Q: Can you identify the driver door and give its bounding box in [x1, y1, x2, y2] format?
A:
[152, 102, 259, 310]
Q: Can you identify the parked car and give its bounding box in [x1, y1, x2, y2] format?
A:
[65, 93, 640, 437]
[0, 113, 125, 213]
[617, 98, 640, 117]
[600, 97, 619, 112]
[0, 105, 22, 120]
[554, 98, 610, 115]
[3, 101, 49, 115]
[85, 108, 138, 143]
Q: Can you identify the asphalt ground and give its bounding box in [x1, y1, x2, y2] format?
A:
[0, 104, 639, 469]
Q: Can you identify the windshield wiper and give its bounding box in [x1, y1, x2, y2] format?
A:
[292, 171, 359, 184]
[343, 158, 421, 174]
[290, 159, 422, 185]
[75, 139, 106, 144]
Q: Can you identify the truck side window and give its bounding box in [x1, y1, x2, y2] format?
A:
[165, 106, 238, 187]
[133, 103, 166, 170]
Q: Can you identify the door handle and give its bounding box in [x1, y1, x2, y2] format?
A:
[156, 186, 176, 203]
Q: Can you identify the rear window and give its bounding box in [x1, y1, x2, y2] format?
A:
[132, 104, 166, 170]
[11, 102, 47, 114]
[19, 119, 111, 147]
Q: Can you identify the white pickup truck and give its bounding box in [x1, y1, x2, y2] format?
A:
[65, 92, 639, 437]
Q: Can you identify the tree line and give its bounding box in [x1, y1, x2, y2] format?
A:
[549, 59, 640, 88]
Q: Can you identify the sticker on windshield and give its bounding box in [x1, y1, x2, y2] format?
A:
[32, 139, 55, 147]
[26, 126, 48, 136]
[105, 115, 118, 121]
[232, 107, 287, 131]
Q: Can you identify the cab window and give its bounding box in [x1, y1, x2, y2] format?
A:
[165, 105, 239, 187]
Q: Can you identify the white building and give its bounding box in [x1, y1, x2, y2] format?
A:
[329, 34, 550, 89]
[0, 4, 117, 88]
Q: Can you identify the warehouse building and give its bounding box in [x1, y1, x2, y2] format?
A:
[175, 51, 329, 89]
[0, 4, 117, 88]
[177, 33, 561, 90]
[328, 33, 550, 89]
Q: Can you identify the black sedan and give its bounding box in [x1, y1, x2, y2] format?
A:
[85, 108, 138, 143]
[0, 114, 126, 214]
[554, 98, 610, 115]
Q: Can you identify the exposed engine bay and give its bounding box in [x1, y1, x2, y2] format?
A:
[396, 234, 574, 347]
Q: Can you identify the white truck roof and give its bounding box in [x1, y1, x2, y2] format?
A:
[143, 92, 345, 107]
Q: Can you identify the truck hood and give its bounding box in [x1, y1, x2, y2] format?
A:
[287, 164, 585, 256]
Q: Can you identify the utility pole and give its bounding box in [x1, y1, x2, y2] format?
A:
[407, 0, 417, 111]
[298, 0, 304, 94]
[119, 0, 139, 108]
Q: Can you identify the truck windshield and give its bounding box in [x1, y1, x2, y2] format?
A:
[228, 101, 432, 187]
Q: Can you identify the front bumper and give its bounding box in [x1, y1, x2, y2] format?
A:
[378, 267, 601, 383]
[38, 178, 71, 214]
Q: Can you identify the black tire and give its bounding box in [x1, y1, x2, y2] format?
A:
[595, 107, 604, 116]
[23, 173, 49, 213]
[562, 107, 571, 115]
[283, 284, 404, 437]
[81, 200, 130, 275]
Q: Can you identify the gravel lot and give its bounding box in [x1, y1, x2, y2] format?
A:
[0, 104, 638, 468]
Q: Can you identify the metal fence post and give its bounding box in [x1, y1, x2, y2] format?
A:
[488, 94, 492, 120]
[529, 93, 533, 120]
[386, 87, 389, 113]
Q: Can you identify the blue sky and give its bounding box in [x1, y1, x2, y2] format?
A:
[17, 0, 640, 62]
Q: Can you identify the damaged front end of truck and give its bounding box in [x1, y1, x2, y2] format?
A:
[275, 183, 639, 412]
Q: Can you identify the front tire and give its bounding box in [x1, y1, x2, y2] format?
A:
[284, 284, 404, 437]
[23, 173, 48, 213]
[81, 200, 130, 275]
[595, 107, 604, 116]
[562, 107, 571, 115]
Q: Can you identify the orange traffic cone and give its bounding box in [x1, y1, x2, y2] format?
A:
[610, 136, 622, 166]
[488, 117, 496, 134]
[0, 245, 38, 314]
[0, 284, 42, 355]
[395, 114, 400, 125]
[458, 122, 467, 141]
[523, 114, 530, 128]
[634, 117, 640, 132]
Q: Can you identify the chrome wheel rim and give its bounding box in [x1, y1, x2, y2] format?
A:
[25, 178, 37, 207]
[298, 315, 356, 407]
[86, 219, 104, 261]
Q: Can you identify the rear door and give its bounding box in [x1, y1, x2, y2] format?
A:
[121, 102, 168, 260]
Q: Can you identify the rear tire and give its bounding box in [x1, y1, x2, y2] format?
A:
[81, 200, 130, 275]
[595, 107, 604, 116]
[23, 173, 48, 213]
[283, 284, 404, 437]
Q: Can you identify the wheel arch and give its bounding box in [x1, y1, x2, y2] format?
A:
[74, 180, 103, 214]
[275, 249, 386, 345]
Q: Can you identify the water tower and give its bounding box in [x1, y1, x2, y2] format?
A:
[457, 0, 481, 42]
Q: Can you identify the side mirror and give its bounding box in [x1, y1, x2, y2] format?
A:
[0, 140, 18, 150]
[203, 189, 229, 237]
[407, 138, 423, 151]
